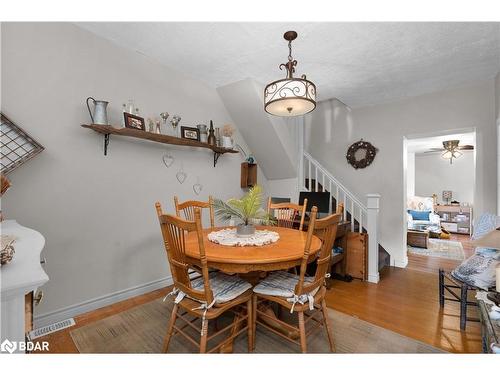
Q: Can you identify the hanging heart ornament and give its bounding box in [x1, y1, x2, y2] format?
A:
[162, 154, 174, 168]
[176, 170, 187, 184]
[193, 182, 203, 195]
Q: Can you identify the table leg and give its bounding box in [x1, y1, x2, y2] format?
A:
[239, 271, 265, 285]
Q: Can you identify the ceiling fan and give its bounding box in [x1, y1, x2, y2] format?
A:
[424, 140, 474, 164]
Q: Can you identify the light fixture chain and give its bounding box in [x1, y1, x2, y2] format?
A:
[288, 40, 293, 61]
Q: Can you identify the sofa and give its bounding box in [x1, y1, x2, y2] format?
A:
[407, 196, 440, 229]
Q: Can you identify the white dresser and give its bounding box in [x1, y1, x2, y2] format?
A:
[1, 220, 48, 353]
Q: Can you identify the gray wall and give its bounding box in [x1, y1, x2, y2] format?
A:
[407, 152, 415, 198]
[496, 72, 500, 213]
[415, 152, 475, 205]
[306, 81, 497, 266]
[1, 23, 268, 320]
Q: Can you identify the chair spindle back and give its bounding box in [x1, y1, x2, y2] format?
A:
[174, 196, 215, 228]
[155, 202, 213, 305]
[267, 198, 308, 231]
[295, 208, 341, 297]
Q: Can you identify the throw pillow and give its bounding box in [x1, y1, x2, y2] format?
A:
[407, 210, 430, 221]
[451, 251, 500, 290]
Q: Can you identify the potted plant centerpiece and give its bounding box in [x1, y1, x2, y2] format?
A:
[213, 185, 275, 237]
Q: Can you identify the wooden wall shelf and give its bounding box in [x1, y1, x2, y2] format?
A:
[82, 124, 238, 166]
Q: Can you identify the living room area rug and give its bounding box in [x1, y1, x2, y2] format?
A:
[408, 238, 465, 260]
[70, 297, 444, 353]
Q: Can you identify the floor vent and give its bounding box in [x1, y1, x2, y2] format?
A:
[28, 318, 75, 340]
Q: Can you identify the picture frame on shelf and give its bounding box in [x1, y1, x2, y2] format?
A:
[124, 112, 145, 131]
[181, 126, 200, 141]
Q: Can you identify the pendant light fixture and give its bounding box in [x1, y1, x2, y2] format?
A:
[264, 31, 316, 117]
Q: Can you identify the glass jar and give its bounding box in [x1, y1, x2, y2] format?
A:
[197, 124, 208, 143]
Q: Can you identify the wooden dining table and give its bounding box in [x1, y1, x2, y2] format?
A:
[184, 225, 322, 282]
[184, 225, 322, 352]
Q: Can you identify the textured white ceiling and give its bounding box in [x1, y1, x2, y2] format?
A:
[407, 132, 475, 154]
[77, 22, 500, 108]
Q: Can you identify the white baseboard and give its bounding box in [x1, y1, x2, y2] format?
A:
[34, 276, 173, 328]
[393, 257, 409, 268]
[367, 273, 380, 283]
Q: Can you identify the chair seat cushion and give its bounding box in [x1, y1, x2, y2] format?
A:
[253, 271, 317, 298]
[191, 272, 252, 304]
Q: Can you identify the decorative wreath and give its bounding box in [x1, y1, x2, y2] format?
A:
[346, 139, 378, 169]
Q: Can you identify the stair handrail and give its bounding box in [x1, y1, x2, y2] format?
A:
[303, 151, 367, 212]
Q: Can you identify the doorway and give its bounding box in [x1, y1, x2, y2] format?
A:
[404, 130, 476, 272]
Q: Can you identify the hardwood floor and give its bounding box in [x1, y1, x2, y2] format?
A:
[36, 235, 480, 353]
[326, 233, 481, 354]
[326, 268, 481, 353]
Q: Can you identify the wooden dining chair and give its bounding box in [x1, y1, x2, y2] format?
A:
[155, 203, 254, 353]
[174, 195, 215, 228]
[267, 197, 308, 231]
[253, 206, 341, 353]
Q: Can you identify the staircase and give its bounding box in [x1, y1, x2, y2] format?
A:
[300, 152, 385, 283]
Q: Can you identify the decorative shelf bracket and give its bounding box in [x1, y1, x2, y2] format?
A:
[213, 152, 222, 167]
[104, 134, 110, 156]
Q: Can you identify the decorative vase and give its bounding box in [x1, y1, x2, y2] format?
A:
[215, 127, 221, 146]
[155, 120, 162, 134]
[207, 120, 216, 146]
[236, 224, 255, 237]
[222, 136, 234, 149]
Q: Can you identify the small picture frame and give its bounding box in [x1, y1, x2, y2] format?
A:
[181, 126, 200, 141]
[124, 113, 145, 131]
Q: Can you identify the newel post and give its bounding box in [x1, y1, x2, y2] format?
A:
[366, 193, 381, 283]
